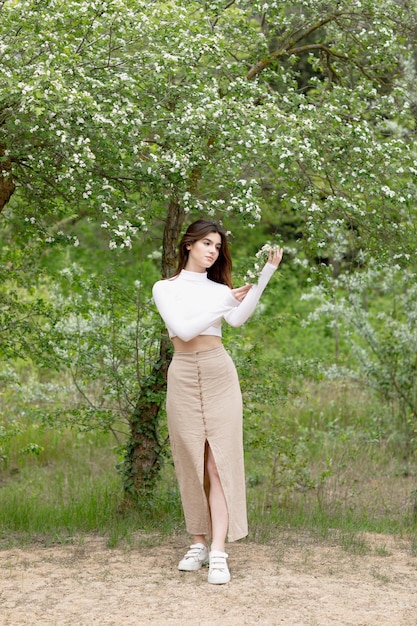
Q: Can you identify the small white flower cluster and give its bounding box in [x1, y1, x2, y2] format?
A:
[243, 242, 279, 282]
[255, 242, 277, 260]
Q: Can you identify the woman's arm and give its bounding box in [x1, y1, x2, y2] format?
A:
[153, 248, 283, 340]
[152, 281, 239, 342]
[224, 248, 283, 327]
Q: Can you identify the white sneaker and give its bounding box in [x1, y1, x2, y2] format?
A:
[208, 550, 230, 584]
[178, 543, 209, 571]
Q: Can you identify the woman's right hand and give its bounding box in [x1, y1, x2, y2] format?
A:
[231, 284, 252, 302]
[268, 247, 284, 267]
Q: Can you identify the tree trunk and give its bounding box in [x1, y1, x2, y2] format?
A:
[122, 340, 170, 501]
[0, 146, 15, 212]
[123, 196, 185, 502]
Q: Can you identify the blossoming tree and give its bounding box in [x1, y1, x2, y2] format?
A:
[1, 0, 417, 497]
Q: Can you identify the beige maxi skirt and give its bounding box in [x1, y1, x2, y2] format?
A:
[166, 345, 248, 542]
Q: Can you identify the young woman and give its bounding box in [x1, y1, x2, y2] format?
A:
[152, 219, 283, 584]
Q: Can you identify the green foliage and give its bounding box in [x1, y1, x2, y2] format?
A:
[0, 417, 183, 545]
[0, 425, 123, 540]
[247, 380, 417, 541]
[2, 0, 416, 242]
[304, 261, 417, 454]
[1, 0, 280, 238]
[12, 262, 162, 440]
[1, 0, 417, 505]
[1, 379, 416, 545]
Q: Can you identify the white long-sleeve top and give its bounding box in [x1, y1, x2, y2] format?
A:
[152, 262, 277, 342]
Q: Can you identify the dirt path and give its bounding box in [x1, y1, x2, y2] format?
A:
[1, 532, 417, 625]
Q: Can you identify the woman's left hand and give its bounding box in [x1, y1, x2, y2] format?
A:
[231, 284, 252, 302]
[268, 247, 284, 267]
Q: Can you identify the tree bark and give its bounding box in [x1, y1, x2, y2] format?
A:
[124, 196, 185, 502]
[0, 146, 15, 212]
[162, 196, 185, 278]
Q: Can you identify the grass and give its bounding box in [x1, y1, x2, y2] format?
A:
[1, 379, 417, 550]
[245, 379, 417, 542]
[0, 421, 188, 548]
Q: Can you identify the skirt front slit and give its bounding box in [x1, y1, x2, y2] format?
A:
[166, 345, 248, 542]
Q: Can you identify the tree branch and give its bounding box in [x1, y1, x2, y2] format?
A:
[211, 0, 237, 28]
[247, 12, 346, 80]
[248, 37, 389, 87]
[75, 7, 107, 55]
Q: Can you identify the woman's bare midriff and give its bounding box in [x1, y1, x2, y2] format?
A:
[172, 335, 222, 353]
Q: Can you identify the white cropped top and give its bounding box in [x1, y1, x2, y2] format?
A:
[152, 262, 277, 342]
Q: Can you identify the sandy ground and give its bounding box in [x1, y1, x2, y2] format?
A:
[1, 532, 417, 626]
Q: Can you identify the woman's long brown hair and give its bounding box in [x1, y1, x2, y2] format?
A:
[172, 219, 233, 288]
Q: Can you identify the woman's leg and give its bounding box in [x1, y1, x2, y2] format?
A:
[191, 534, 207, 545]
[204, 444, 228, 552]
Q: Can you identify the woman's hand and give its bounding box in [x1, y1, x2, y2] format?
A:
[231, 284, 252, 302]
[268, 247, 284, 267]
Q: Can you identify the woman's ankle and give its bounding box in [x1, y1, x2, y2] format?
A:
[210, 543, 225, 553]
[192, 535, 208, 546]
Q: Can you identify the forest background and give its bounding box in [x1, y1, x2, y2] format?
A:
[1, 0, 417, 546]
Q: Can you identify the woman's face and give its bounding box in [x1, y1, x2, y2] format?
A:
[185, 232, 222, 272]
